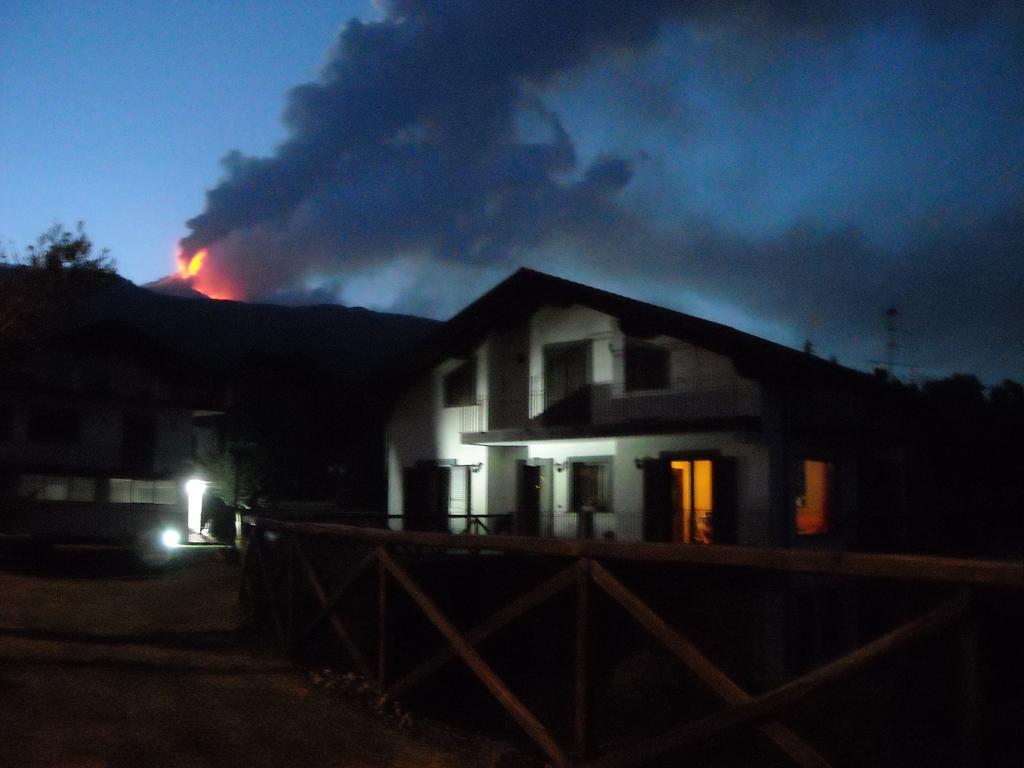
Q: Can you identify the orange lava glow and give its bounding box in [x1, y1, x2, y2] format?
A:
[177, 248, 207, 279]
[173, 246, 240, 301]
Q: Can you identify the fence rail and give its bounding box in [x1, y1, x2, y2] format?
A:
[240, 516, 1022, 767]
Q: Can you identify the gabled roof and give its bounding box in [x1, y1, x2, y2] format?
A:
[409, 268, 881, 388]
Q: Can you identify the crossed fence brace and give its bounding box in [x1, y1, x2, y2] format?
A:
[240, 520, 1020, 768]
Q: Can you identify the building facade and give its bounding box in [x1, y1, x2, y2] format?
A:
[0, 322, 223, 546]
[387, 269, 905, 552]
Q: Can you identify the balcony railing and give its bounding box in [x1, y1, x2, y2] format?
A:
[459, 377, 759, 434]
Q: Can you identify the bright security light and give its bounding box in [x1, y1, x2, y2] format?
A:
[161, 528, 182, 548]
[185, 477, 207, 534]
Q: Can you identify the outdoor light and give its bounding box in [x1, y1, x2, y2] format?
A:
[161, 528, 182, 548]
[470, 462, 483, 473]
[554, 462, 565, 473]
[185, 477, 207, 534]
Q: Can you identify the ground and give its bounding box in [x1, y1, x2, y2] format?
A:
[0, 544, 529, 768]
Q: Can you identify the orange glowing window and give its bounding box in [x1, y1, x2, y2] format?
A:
[795, 460, 832, 536]
[671, 459, 713, 544]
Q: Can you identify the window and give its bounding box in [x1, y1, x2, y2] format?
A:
[27, 407, 80, 444]
[795, 460, 833, 536]
[109, 478, 177, 504]
[443, 359, 477, 407]
[19, 475, 69, 501]
[571, 459, 611, 513]
[131, 479, 155, 504]
[154, 480, 178, 505]
[17, 475, 96, 502]
[625, 339, 670, 392]
[109, 478, 132, 503]
[69, 477, 96, 502]
[544, 341, 590, 408]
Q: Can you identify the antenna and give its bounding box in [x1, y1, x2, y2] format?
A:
[885, 307, 899, 382]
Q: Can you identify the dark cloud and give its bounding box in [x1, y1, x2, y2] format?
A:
[548, 194, 1024, 381]
[180, 0, 1021, 379]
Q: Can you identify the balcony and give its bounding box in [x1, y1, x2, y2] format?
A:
[459, 376, 760, 436]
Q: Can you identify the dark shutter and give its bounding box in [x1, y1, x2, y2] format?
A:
[712, 457, 738, 545]
[428, 466, 450, 531]
[642, 458, 672, 542]
[402, 466, 428, 531]
[403, 464, 450, 532]
[517, 463, 541, 536]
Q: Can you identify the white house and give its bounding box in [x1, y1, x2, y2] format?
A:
[387, 269, 905, 551]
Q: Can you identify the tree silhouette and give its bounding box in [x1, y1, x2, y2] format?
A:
[0, 222, 117, 359]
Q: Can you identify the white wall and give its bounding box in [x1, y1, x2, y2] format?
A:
[529, 305, 618, 391]
[459, 432, 774, 544]
[386, 351, 489, 518]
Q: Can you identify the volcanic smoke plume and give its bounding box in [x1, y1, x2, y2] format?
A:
[177, 0, 1023, 379]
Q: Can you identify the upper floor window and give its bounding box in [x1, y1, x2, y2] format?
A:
[544, 341, 590, 408]
[625, 339, 670, 392]
[795, 459, 833, 536]
[27, 407, 80, 444]
[443, 359, 477, 407]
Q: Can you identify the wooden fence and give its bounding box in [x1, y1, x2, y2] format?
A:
[240, 517, 1023, 768]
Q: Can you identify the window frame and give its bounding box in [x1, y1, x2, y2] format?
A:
[543, 340, 592, 408]
[568, 455, 614, 515]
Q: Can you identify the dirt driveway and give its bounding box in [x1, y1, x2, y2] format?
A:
[0, 545, 522, 768]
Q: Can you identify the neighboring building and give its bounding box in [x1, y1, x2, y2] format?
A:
[387, 269, 906, 551]
[0, 321, 223, 547]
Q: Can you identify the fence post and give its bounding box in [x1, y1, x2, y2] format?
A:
[575, 557, 593, 758]
[285, 534, 295, 648]
[377, 545, 388, 689]
[238, 520, 255, 621]
[958, 590, 983, 768]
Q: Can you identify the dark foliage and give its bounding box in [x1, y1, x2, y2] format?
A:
[1, 223, 119, 364]
[902, 375, 1024, 557]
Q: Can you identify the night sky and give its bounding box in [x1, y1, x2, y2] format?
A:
[3, 1, 1022, 382]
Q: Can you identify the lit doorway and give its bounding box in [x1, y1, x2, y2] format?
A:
[670, 459, 713, 543]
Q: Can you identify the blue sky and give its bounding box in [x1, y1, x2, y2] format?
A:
[1, 1, 368, 279]
[2, 2, 1021, 381]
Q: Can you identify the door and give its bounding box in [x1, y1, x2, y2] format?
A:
[644, 456, 737, 544]
[670, 459, 713, 544]
[517, 463, 541, 536]
[403, 464, 449, 531]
